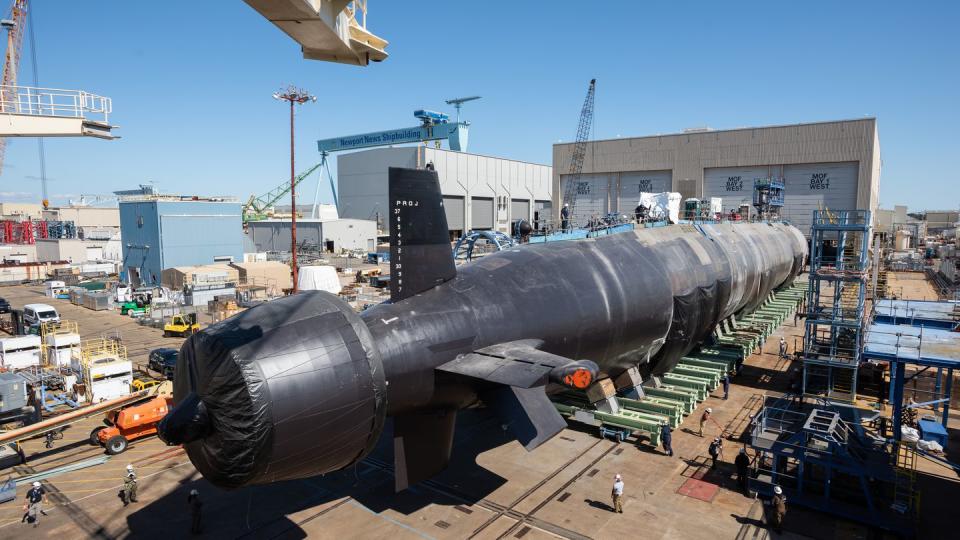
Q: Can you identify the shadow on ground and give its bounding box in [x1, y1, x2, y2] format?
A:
[125, 409, 512, 539]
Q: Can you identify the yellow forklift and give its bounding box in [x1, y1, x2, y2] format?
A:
[163, 313, 199, 337]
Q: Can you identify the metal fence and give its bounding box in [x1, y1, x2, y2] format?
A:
[0, 85, 112, 123]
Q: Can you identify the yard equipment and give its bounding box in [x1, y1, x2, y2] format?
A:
[163, 313, 199, 337]
[119, 301, 148, 317]
[91, 382, 172, 455]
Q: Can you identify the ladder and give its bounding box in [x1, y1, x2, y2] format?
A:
[890, 441, 920, 520]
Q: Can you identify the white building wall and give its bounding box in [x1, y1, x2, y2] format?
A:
[338, 147, 552, 235]
[320, 219, 378, 252]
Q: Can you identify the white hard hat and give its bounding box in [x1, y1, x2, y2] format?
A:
[190, 489, 199, 496]
[706, 407, 712, 413]
[32, 481, 41, 487]
[126, 464, 134, 471]
[774, 486, 783, 495]
[614, 474, 621, 481]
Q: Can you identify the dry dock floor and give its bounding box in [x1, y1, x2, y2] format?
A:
[0, 276, 957, 539]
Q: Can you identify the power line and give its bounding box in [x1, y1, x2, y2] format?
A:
[27, 4, 48, 208]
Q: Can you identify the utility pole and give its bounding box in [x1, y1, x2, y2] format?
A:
[273, 85, 316, 293]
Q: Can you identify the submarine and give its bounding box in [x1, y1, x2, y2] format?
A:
[159, 167, 807, 492]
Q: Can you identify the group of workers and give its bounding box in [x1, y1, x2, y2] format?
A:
[557, 201, 661, 233]
[652, 350, 788, 531]
[609, 453, 786, 533]
[22, 464, 204, 534]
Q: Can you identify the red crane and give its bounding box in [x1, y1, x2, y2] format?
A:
[0, 0, 28, 176]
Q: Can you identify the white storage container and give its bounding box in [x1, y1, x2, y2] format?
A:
[0, 335, 42, 370]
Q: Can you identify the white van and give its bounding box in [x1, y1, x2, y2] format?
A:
[22, 303, 60, 327]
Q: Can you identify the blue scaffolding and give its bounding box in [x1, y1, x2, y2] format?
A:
[749, 396, 915, 533]
[753, 177, 785, 220]
[802, 210, 871, 400]
[748, 209, 920, 534]
[864, 322, 960, 445]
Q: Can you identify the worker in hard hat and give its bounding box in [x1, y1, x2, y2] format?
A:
[560, 203, 571, 232]
[22, 481, 45, 528]
[188, 488, 203, 534]
[635, 203, 647, 225]
[779, 337, 788, 359]
[121, 465, 138, 506]
[661, 420, 674, 457]
[698, 407, 712, 437]
[610, 474, 624, 513]
[770, 485, 787, 533]
[708, 437, 724, 469]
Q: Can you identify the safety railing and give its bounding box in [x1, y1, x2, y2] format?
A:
[0, 85, 112, 123]
[812, 209, 871, 228]
[79, 337, 127, 364]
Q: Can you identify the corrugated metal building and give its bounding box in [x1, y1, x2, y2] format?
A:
[337, 147, 553, 237]
[926, 210, 959, 233]
[119, 200, 243, 286]
[552, 118, 881, 236]
[246, 218, 377, 253]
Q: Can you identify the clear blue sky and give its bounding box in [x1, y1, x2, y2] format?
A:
[2, 1, 957, 211]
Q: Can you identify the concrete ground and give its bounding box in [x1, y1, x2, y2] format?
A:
[0, 278, 955, 539]
[885, 271, 940, 301]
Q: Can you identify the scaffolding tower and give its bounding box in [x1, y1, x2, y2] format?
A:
[752, 177, 785, 221]
[802, 210, 871, 401]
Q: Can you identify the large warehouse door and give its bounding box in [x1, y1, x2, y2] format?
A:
[511, 199, 530, 221]
[559, 173, 611, 226]
[617, 170, 672, 212]
[703, 166, 772, 216]
[443, 195, 465, 231]
[534, 200, 552, 231]
[783, 162, 859, 236]
[471, 197, 494, 229]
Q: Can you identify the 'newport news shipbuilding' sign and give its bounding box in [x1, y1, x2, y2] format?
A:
[317, 124, 462, 153]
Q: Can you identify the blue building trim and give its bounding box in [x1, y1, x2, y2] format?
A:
[119, 200, 243, 286]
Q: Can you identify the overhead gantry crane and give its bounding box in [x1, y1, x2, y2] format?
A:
[243, 0, 388, 66]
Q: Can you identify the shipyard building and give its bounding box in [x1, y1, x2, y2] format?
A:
[118, 199, 243, 286]
[337, 146, 553, 238]
[552, 118, 880, 235]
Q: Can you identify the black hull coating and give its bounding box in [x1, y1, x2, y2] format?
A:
[365, 222, 806, 414]
[161, 221, 806, 489]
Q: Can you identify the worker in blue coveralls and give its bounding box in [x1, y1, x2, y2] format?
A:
[722, 373, 730, 400]
[661, 420, 673, 456]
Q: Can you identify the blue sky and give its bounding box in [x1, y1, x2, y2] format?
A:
[2, 1, 957, 211]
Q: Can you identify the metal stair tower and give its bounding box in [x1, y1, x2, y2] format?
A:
[802, 210, 871, 401]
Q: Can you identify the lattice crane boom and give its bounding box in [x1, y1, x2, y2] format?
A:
[0, 0, 28, 175]
[243, 161, 324, 223]
[561, 78, 596, 226]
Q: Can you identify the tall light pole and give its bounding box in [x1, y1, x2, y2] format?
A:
[273, 85, 316, 293]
